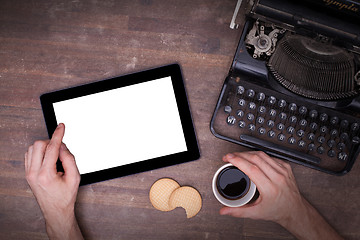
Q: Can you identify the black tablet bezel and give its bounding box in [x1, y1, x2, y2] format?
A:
[40, 64, 200, 185]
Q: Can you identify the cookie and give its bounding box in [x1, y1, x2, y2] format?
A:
[149, 178, 180, 212]
[169, 186, 202, 218]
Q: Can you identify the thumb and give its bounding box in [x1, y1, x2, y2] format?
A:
[59, 143, 80, 179]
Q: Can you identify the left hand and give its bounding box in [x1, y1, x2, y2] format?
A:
[25, 123, 83, 240]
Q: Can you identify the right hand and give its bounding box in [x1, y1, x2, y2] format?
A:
[219, 151, 305, 225]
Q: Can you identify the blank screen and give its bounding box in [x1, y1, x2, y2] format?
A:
[53, 76, 188, 174]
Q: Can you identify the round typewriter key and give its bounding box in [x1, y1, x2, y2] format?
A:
[309, 122, 318, 131]
[237, 110, 244, 118]
[297, 130, 305, 137]
[246, 89, 255, 98]
[289, 103, 297, 112]
[268, 96, 276, 105]
[317, 136, 325, 144]
[267, 120, 275, 128]
[249, 124, 256, 132]
[239, 121, 246, 128]
[257, 92, 265, 101]
[257, 117, 265, 124]
[258, 106, 266, 114]
[248, 102, 256, 110]
[340, 132, 349, 141]
[288, 137, 296, 144]
[299, 106, 307, 115]
[279, 112, 287, 121]
[320, 126, 328, 134]
[278, 99, 287, 108]
[308, 133, 315, 141]
[247, 113, 255, 121]
[340, 120, 349, 129]
[258, 127, 266, 135]
[269, 109, 277, 118]
[330, 116, 339, 125]
[298, 140, 305, 148]
[289, 116, 297, 124]
[317, 146, 325, 154]
[319, 113, 328, 122]
[268, 130, 276, 138]
[287, 126, 295, 134]
[237, 86, 245, 95]
[330, 129, 338, 137]
[278, 133, 286, 141]
[277, 123, 285, 131]
[308, 143, 315, 151]
[327, 139, 336, 148]
[227, 116, 236, 125]
[238, 99, 246, 107]
[328, 149, 336, 158]
[338, 152, 348, 161]
[299, 119, 307, 127]
[352, 136, 360, 144]
[224, 105, 232, 113]
[337, 142, 345, 150]
[309, 110, 318, 119]
[351, 122, 359, 132]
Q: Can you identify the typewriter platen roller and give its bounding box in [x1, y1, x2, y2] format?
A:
[211, 0, 360, 175]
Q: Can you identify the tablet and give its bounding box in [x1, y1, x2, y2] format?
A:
[40, 64, 200, 185]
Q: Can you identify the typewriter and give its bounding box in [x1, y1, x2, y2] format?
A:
[211, 0, 360, 175]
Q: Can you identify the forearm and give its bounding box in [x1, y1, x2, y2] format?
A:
[44, 210, 84, 240]
[279, 197, 343, 240]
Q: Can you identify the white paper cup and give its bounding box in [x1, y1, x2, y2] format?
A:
[212, 163, 257, 207]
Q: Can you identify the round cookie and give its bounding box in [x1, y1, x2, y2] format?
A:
[149, 178, 180, 212]
[169, 186, 202, 218]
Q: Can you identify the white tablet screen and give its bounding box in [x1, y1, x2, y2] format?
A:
[53, 76, 188, 174]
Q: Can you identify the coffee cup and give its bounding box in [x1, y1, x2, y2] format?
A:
[212, 163, 257, 207]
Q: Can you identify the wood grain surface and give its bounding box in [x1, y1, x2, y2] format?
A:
[0, 0, 359, 239]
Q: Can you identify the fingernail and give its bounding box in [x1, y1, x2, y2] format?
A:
[226, 153, 235, 159]
[57, 123, 64, 129]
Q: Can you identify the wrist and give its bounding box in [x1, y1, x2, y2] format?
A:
[44, 208, 83, 240]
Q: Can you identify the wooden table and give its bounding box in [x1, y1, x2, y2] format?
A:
[1, 1, 359, 239]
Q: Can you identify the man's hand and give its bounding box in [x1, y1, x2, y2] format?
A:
[220, 151, 343, 240]
[25, 123, 83, 240]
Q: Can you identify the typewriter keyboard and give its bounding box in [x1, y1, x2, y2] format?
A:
[211, 77, 360, 174]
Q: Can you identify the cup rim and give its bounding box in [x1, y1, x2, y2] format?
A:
[212, 163, 256, 207]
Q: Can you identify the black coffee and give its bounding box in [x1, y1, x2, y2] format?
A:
[216, 166, 250, 200]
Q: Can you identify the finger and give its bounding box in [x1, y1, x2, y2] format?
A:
[29, 141, 48, 174]
[59, 143, 80, 179]
[233, 152, 286, 180]
[43, 123, 65, 169]
[222, 153, 271, 192]
[25, 145, 33, 173]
